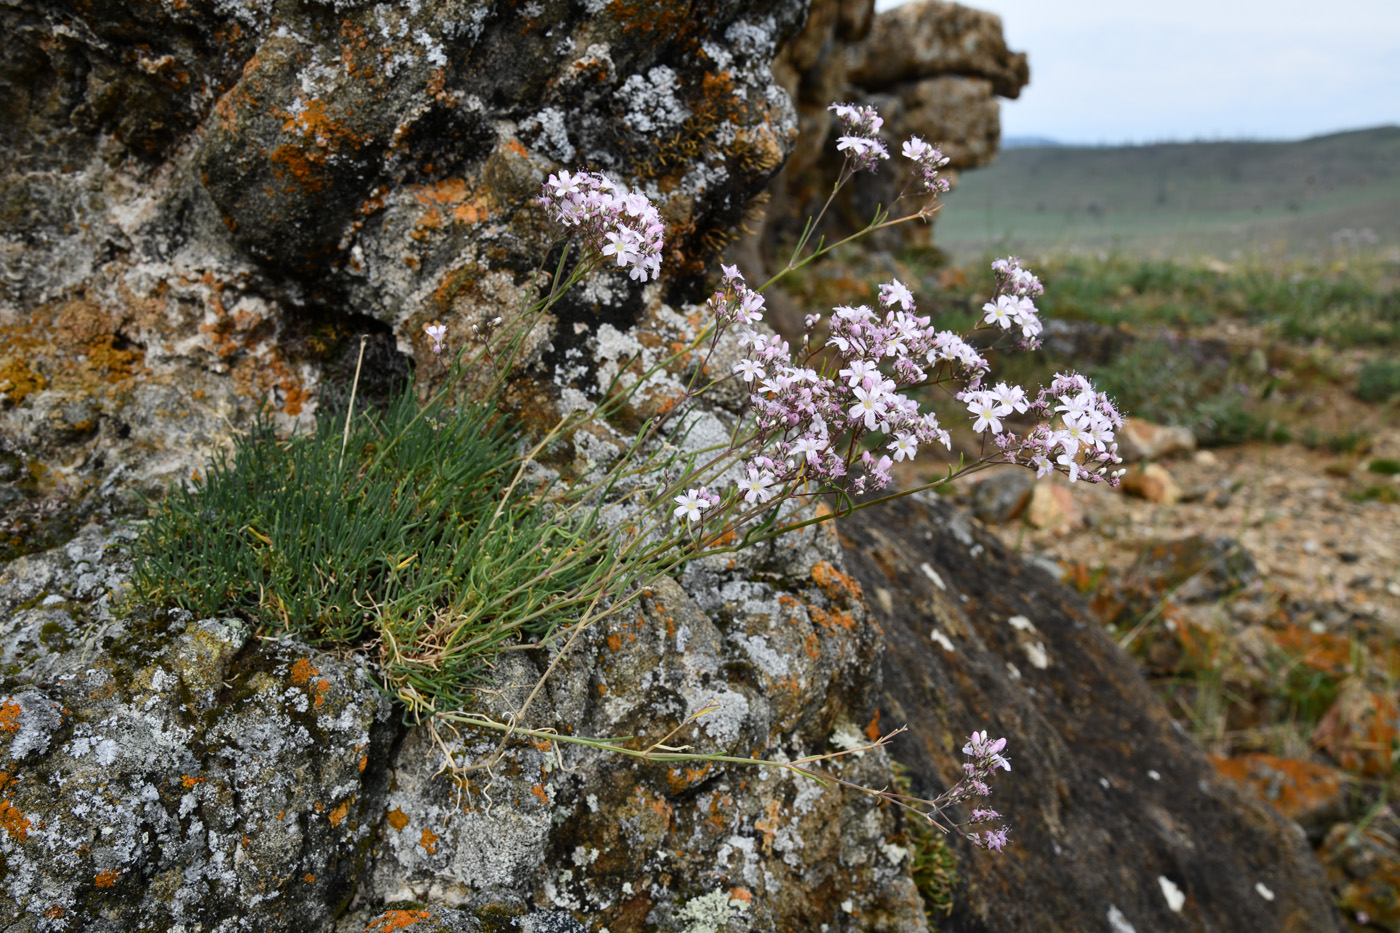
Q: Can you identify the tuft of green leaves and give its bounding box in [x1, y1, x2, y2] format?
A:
[129, 386, 613, 710]
[890, 760, 960, 920]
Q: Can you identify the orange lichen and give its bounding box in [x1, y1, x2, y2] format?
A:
[804, 632, 821, 659]
[753, 798, 783, 852]
[0, 799, 31, 841]
[0, 772, 11, 790]
[864, 709, 882, 742]
[303, 873, 316, 883]
[181, 775, 205, 788]
[83, 334, 142, 383]
[359, 754, 368, 772]
[665, 762, 713, 794]
[808, 605, 856, 632]
[0, 699, 20, 733]
[530, 784, 549, 806]
[45, 907, 65, 919]
[1212, 753, 1345, 822]
[328, 798, 351, 827]
[811, 560, 863, 603]
[0, 358, 46, 405]
[728, 887, 753, 905]
[1269, 626, 1354, 676]
[367, 910, 431, 932]
[289, 658, 318, 686]
[313, 679, 331, 708]
[418, 827, 439, 854]
[386, 807, 410, 831]
[94, 869, 120, 888]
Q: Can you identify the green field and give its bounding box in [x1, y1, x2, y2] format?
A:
[934, 126, 1400, 259]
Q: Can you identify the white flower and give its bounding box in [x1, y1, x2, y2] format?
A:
[981, 295, 1018, 329]
[672, 490, 709, 522]
[733, 359, 765, 383]
[966, 392, 1011, 434]
[848, 384, 890, 431]
[879, 279, 915, 311]
[902, 136, 932, 161]
[790, 436, 822, 462]
[736, 467, 777, 505]
[888, 432, 919, 462]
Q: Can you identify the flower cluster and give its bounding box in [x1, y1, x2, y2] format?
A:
[901, 135, 951, 195]
[949, 731, 1013, 851]
[828, 102, 889, 173]
[540, 170, 665, 282]
[979, 256, 1044, 346]
[708, 266, 971, 503]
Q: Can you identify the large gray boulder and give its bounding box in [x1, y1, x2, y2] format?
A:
[840, 493, 1345, 933]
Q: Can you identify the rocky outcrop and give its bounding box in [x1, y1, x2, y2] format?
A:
[754, 0, 1029, 257]
[0, 0, 1349, 931]
[0, 526, 397, 931]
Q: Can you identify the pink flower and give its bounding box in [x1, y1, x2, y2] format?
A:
[423, 323, 447, 354]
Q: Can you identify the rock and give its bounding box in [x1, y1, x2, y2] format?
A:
[0, 529, 396, 932]
[1318, 815, 1400, 932]
[844, 0, 1029, 98]
[1211, 753, 1349, 840]
[839, 493, 1345, 933]
[969, 467, 1033, 524]
[1023, 480, 1081, 531]
[360, 550, 926, 932]
[1089, 535, 1259, 630]
[1120, 462, 1184, 504]
[1117, 419, 1198, 462]
[1312, 684, 1400, 778]
[353, 903, 585, 933]
[756, 0, 1029, 260]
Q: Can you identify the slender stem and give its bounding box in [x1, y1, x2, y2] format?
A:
[338, 335, 369, 473]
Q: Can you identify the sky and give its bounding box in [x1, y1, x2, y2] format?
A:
[874, 0, 1400, 145]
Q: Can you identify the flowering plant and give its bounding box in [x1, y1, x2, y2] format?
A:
[399, 100, 1133, 858]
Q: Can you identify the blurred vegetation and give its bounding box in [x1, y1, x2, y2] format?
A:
[783, 249, 1399, 451]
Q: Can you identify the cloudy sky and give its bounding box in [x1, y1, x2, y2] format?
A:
[875, 0, 1400, 145]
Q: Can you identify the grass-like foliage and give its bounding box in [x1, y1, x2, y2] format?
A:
[130, 388, 609, 708]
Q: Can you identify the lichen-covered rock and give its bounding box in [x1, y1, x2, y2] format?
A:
[1, 0, 808, 551]
[844, 0, 1028, 98]
[363, 537, 926, 931]
[753, 0, 1028, 259]
[0, 531, 396, 931]
[350, 902, 586, 933]
[839, 493, 1345, 933]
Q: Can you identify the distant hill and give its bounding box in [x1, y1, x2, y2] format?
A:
[1000, 136, 1063, 149]
[935, 126, 1400, 258]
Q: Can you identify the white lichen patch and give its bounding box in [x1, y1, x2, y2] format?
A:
[617, 66, 690, 134]
[686, 689, 749, 747]
[728, 632, 789, 677]
[1022, 640, 1049, 669]
[675, 888, 745, 933]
